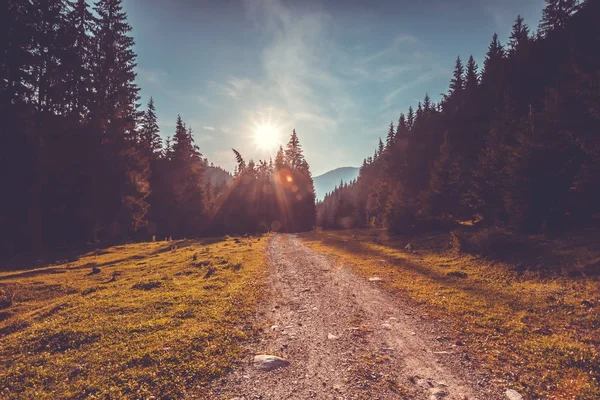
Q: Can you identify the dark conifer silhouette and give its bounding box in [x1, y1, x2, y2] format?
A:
[318, 2, 600, 239]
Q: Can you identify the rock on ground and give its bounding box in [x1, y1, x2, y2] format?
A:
[253, 355, 290, 371]
[505, 388, 524, 400]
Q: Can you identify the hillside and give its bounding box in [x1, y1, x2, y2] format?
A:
[204, 165, 232, 186]
[313, 167, 359, 200]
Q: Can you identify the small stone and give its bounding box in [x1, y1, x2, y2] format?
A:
[429, 387, 449, 399]
[388, 317, 398, 322]
[411, 331, 416, 335]
[505, 389, 524, 400]
[327, 333, 339, 340]
[382, 323, 393, 330]
[253, 355, 290, 371]
[271, 325, 278, 331]
[369, 277, 383, 282]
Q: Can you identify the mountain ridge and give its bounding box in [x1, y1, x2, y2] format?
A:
[313, 166, 359, 200]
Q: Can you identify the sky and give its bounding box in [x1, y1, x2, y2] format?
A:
[124, 0, 546, 176]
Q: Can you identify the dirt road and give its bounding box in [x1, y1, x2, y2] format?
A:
[210, 235, 503, 399]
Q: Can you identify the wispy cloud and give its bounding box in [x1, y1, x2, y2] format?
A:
[203, 126, 215, 131]
[137, 67, 167, 86]
[383, 71, 437, 106]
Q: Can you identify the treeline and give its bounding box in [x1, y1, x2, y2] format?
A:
[318, 0, 600, 235]
[210, 130, 317, 235]
[0, 0, 315, 255]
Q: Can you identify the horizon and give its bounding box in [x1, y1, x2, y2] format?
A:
[125, 0, 545, 176]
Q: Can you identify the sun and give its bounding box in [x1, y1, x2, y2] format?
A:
[253, 122, 280, 150]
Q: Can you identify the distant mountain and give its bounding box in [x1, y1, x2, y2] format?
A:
[313, 167, 359, 200]
[204, 165, 232, 186]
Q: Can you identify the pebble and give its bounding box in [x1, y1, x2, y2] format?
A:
[505, 389, 524, 400]
[253, 355, 290, 371]
[327, 333, 339, 340]
[429, 387, 449, 399]
[369, 277, 383, 282]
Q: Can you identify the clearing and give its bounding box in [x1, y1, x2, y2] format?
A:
[2, 230, 598, 399]
[0, 236, 269, 399]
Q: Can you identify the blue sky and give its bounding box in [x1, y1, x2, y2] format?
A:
[124, 0, 545, 176]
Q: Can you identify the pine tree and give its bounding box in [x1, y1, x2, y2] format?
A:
[232, 148, 246, 173]
[385, 122, 395, 150]
[275, 145, 286, 169]
[140, 97, 162, 159]
[449, 56, 465, 96]
[164, 136, 173, 160]
[482, 33, 505, 84]
[285, 129, 305, 169]
[87, 0, 149, 238]
[378, 137, 385, 156]
[465, 55, 479, 92]
[396, 114, 407, 137]
[173, 115, 196, 161]
[29, 0, 69, 113]
[539, 0, 579, 35]
[416, 102, 423, 123]
[406, 106, 415, 131]
[508, 15, 531, 54]
[63, 0, 95, 118]
[423, 93, 432, 113]
[91, 0, 141, 138]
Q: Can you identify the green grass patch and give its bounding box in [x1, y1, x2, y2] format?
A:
[0, 235, 270, 399]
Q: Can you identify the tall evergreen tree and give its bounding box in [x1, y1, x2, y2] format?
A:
[449, 56, 465, 96]
[465, 55, 479, 92]
[285, 129, 305, 169]
[91, 0, 141, 138]
[140, 97, 162, 159]
[406, 106, 415, 131]
[508, 15, 531, 54]
[386, 122, 395, 149]
[482, 33, 505, 84]
[63, 0, 95, 118]
[539, 0, 579, 35]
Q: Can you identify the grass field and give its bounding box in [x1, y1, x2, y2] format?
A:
[0, 235, 270, 399]
[300, 229, 600, 400]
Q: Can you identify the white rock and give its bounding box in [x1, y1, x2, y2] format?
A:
[382, 323, 393, 330]
[270, 325, 278, 331]
[505, 389, 524, 400]
[253, 355, 290, 371]
[369, 277, 383, 282]
[327, 333, 339, 340]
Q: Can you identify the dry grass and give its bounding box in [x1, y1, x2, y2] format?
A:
[299, 228, 600, 400]
[0, 235, 270, 399]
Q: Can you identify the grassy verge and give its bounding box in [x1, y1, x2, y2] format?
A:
[0, 235, 270, 399]
[299, 229, 600, 399]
